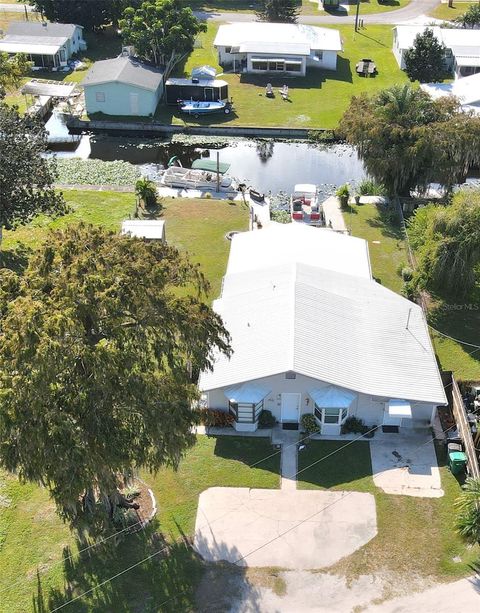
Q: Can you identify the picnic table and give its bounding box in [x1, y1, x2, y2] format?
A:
[355, 58, 377, 77]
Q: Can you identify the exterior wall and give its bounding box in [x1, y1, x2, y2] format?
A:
[84, 81, 163, 117]
[217, 46, 246, 67]
[306, 49, 337, 71]
[205, 372, 437, 428]
[392, 30, 404, 69]
[246, 53, 306, 77]
[216, 45, 337, 74]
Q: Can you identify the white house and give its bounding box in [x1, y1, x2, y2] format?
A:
[0, 21, 86, 68]
[199, 224, 446, 434]
[393, 26, 480, 78]
[121, 220, 166, 242]
[213, 23, 342, 76]
[421, 71, 480, 115]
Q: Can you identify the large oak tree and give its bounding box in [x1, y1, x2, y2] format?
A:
[0, 224, 230, 523]
[339, 84, 480, 195]
[0, 102, 66, 246]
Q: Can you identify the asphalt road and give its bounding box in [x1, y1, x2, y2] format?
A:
[195, 0, 441, 24]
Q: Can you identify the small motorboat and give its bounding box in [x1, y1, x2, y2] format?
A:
[160, 165, 237, 192]
[179, 99, 232, 118]
[290, 184, 325, 226]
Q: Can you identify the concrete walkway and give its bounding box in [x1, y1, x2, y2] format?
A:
[322, 196, 348, 233]
[194, 0, 441, 25]
[272, 427, 299, 491]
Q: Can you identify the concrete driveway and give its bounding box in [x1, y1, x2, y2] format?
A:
[194, 487, 376, 569]
[370, 430, 444, 497]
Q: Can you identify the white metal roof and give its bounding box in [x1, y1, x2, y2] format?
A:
[309, 386, 356, 408]
[214, 23, 342, 53]
[121, 220, 165, 240]
[224, 382, 271, 403]
[394, 25, 480, 57]
[200, 262, 446, 405]
[421, 71, 480, 106]
[388, 399, 412, 418]
[239, 41, 311, 55]
[223, 223, 372, 288]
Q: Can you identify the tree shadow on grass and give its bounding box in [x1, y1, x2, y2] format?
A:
[32, 521, 264, 613]
[365, 203, 404, 240]
[213, 435, 281, 477]
[297, 440, 374, 490]
[32, 522, 203, 613]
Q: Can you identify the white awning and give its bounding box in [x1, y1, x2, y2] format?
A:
[387, 399, 412, 419]
[455, 56, 480, 68]
[309, 386, 356, 408]
[224, 382, 271, 404]
[0, 42, 62, 55]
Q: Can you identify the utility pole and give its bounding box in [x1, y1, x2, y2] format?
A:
[216, 150, 220, 193]
[354, 0, 360, 32]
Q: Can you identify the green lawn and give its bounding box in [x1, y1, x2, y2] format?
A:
[154, 23, 408, 129]
[3, 190, 249, 298]
[0, 435, 279, 612]
[347, 202, 408, 293]
[347, 201, 480, 382]
[298, 440, 479, 580]
[429, 1, 477, 20]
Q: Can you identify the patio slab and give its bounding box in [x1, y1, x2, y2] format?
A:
[370, 430, 444, 498]
[194, 487, 377, 569]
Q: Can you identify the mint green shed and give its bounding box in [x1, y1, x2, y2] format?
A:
[82, 56, 164, 117]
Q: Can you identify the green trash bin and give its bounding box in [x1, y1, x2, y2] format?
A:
[448, 450, 467, 475]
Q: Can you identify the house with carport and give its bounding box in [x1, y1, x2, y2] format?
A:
[214, 22, 342, 76]
[0, 21, 86, 69]
[199, 224, 446, 434]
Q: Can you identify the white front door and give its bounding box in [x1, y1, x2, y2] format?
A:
[130, 92, 139, 115]
[281, 393, 301, 423]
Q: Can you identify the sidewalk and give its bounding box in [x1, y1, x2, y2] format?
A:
[272, 427, 299, 491]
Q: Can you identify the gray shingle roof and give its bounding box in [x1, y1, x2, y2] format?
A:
[7, 21, 80, 38]
[82, 56, 164, 92]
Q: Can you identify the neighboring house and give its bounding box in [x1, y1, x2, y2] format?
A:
[213, 23, 342, 76]
[199, 224, 446, 434]
[0, 21, 85, 69]
[82, 56, 164, 116]
[121, 219, 166, 242]
[393, 26, 480, 78]
[421, 71, 480, 115]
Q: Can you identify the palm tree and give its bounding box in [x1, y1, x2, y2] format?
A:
[455, 477, 480, 544]
[135, 177, 157, 209]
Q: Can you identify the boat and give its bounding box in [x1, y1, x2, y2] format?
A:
[179, 99, 232, 118]
[290, 183, 325, 226]
[160, 165, 237, 192]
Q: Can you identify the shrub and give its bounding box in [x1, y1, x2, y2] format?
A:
[300, 413, 320, 434]
[271, 209, 291, 224]
[341, 415, 365, 434]
[123, 485, 141, 500]
[357, 178, 386, 196]
[198, 408, 234, 428]
[259, 409, 276, 428]
[205, 192, 212, 199]
[112, 507, 138, 530]
[336, 184, 350, 198]
[401, 266, 413, 282]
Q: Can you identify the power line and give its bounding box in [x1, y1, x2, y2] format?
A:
[49, 422, 457, 611]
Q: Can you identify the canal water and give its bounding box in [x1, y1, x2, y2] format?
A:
[47, 116, 366, 196]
